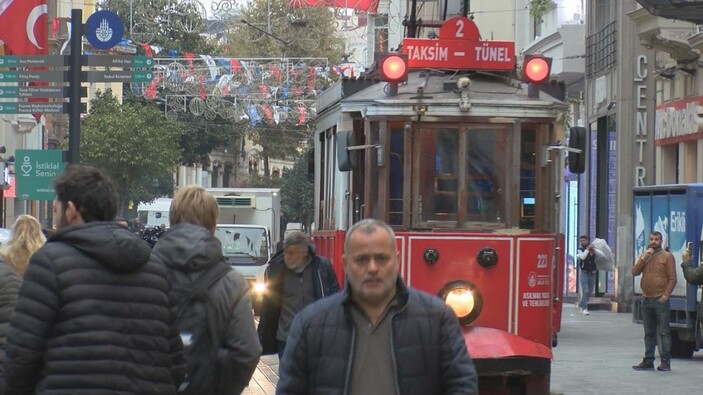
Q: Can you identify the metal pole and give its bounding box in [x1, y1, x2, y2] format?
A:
[408, 0, 418, 38]
[68, 9, 82, 164]
[130, 0, 133, 36]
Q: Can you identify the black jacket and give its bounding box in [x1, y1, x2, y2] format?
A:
[682, 260, 703, 324]
[0, 258, 20, 392]
[578, 246, 597, 272]
[277, 277, 478, 395]
[4, 222, 184, 395]
[151, 223, 262, 395]
[258, 246, 339, 355]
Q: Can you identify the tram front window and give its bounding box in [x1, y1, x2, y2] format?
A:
[416, 126, 505, 228]
[435, 129, 459, 217]
[467, 130, 504, 223]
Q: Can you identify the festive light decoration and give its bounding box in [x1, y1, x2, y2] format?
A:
[134, 57, 332, 126]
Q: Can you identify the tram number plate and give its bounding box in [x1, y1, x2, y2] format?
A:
[536, 254, 548, 269]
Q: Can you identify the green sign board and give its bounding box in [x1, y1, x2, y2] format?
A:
[15, 150, 65, 200]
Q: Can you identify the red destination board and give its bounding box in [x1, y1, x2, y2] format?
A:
[401, 16, 515, 71]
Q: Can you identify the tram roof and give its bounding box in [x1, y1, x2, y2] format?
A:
[320, 71, 567, 120]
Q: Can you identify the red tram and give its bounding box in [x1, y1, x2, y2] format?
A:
[312, 16, 580, 394]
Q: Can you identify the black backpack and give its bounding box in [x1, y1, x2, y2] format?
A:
[172, 262, 231, 394]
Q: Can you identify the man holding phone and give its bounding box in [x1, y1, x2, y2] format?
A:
[631, 231, 677, 372]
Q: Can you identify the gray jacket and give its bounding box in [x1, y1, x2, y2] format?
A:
[151, 223, 262, 394]
[277, 277, 478, 395]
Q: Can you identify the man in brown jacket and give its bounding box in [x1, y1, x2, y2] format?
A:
[631, 231, 677, 372]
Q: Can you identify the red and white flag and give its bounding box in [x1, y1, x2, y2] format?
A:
[0, 0, 48, 55]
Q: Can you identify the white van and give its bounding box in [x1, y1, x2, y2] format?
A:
[137, 198, 172, 228]
[214, 223, 270, 315]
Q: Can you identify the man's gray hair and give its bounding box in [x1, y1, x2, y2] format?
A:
[283, 231, 310, 249]
[344, 219, 396, 253]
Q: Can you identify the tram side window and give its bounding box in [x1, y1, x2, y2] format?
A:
[389, 126, 404, 226]
[466, 130, 505, 223]
[520, 130, 536, 229]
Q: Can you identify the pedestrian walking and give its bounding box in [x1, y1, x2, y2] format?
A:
[150, 185, 261, 395]
[4, 165, 185, 394]
[0, 215, 45, 392]
[576, 235, 597, 315]
[680, 244, 703, 329]
[631, 231, 676, 372]
[277, 219, 478, 395]
[258, 230, 340, 359]
[115, 216, 130, 228]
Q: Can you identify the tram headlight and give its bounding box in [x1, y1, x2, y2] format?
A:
[439, 281, 483, 326]
[253, 281, 266, 294]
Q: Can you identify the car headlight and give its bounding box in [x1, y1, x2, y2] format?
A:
[439, 280, 483, 326]
[253, 282, 266, 294]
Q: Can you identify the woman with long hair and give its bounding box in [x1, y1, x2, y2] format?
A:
[0, 215, 46, 391]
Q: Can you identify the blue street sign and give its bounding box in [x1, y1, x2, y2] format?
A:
[85, 10, 124, 50]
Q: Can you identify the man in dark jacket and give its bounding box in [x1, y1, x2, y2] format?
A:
[681, 246, 703, 326]
[277, 219, 478, 395]
[4, 165, 185, 394]
[576, 235, 597, 315]
[258, 231, 339, 358]
[150, 185, 261, 394]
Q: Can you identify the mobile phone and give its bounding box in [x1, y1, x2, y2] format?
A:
[687, 242, 693, 251]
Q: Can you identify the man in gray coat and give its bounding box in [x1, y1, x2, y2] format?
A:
[277, 219, 477, 395]
[150, 185, 261, 394]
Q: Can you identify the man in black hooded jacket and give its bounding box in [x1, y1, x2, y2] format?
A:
[4, 165, 185, 394]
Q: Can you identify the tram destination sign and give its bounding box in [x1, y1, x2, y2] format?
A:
[401, 16, 515, 71]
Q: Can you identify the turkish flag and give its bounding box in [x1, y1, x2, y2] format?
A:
[288, 0, 378, 13]
[0, 0, 48, 55]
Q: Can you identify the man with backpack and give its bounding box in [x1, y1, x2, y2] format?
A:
[150, 186, 262, 394]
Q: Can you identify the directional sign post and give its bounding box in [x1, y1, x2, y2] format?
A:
[0, 9, 147, 165]
[15, 149, 66, 201]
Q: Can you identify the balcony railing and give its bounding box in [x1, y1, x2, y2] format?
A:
[586, 21, 617, 77]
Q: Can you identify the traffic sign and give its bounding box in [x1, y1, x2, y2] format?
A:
[0, 56, 67, 67]
[0, 103, 64, 114]
[15, 149, 66, 201]
[83, 70, 155, 83]
[85, 10, 125, 50]
[0, 55, 154, 68]
[401, 16, 515, 71]
[83, 55, 154, 68]
[0, 70, 68, 82]
[0, 85, 88, 99]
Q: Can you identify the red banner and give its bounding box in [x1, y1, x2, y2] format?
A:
[0, 0, 48, 55]
[288, 0, 378, 13]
